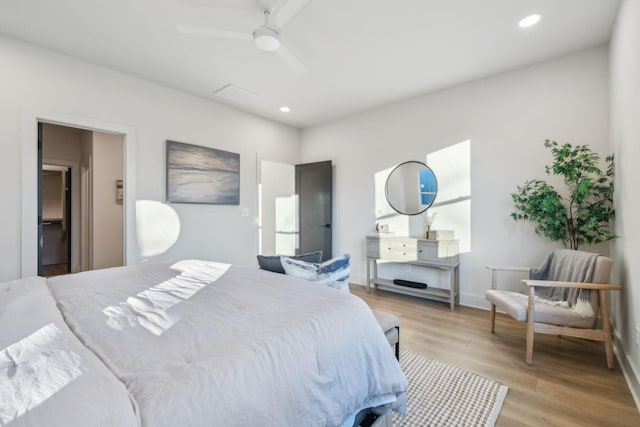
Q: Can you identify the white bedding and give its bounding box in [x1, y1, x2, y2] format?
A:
[47, 260, 407, 427]
[0, 277, 139, 427]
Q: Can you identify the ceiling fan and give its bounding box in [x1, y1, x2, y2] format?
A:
[177, 0, 310, 74]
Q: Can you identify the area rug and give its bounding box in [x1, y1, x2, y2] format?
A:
[393, 348, 508, 427]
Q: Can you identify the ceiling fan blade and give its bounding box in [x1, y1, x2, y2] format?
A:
[276, 43, 308, 75]
[271, 0, 311, 29]
[176, 25, 252, 40]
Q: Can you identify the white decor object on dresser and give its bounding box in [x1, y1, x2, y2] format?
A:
[366, 235, 460, 309]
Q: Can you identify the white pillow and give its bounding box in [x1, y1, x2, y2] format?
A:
[281, 254, 351, 293]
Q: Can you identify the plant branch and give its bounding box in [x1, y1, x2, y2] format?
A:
[511, 140, 615, 250]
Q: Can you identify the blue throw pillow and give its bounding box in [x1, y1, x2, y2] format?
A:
[281, 254, 351, 293]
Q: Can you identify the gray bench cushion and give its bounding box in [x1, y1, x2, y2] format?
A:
[372, 310, 400, 347]
[372, 310, 400, 331]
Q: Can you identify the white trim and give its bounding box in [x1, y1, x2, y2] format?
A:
[21, 111, 137, 277]
[349, 274, 366, 286]
[613, 330, 640, 413]
[460, 293, 493, 310]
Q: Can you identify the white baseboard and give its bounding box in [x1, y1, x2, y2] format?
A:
[460, 293, 491, 309]
[350, 274, 366, 286]
[613, 329, 640, 413]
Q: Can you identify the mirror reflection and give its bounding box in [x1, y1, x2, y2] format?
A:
[385, 161, 438, 215]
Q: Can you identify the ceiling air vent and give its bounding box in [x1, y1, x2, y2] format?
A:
[212, 84, 257, 104]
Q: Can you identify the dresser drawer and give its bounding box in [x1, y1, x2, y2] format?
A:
[367, 237, 418, 260]
[387, 239, 418, 260]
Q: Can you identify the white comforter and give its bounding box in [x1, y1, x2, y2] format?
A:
[48, 260, 407, 427]
[0, 277, 139, 427]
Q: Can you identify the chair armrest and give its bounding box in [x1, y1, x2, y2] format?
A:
[523, 279, 621, 291]
[486, 265, 531, 272]
[487, 265, 531, 290]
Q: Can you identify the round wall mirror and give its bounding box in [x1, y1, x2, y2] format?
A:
[385, 161, 438, 215]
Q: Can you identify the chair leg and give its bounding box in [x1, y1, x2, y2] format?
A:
[526, 322, 534, 365]
[526, 287, 535, 365]
[395, 326, 400, 360]
[599, 290, 615, 369]
[490, 303, 496, 333]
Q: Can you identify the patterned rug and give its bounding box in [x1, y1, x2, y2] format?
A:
[393, 348, 508, 427]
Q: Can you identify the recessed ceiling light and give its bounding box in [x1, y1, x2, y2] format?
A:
[518, 14, 542, 28]
[280, 106, 291, 113]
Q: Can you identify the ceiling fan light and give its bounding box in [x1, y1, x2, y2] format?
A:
[255, 35, 280, 51]
[253, 26, 280, 51]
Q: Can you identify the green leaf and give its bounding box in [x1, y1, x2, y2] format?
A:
[510, 140, 615, 250]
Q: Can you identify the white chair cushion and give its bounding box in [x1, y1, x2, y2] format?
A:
[486, 290, 597, 329]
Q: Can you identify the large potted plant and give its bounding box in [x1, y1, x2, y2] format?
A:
[511, 140, 615, 250]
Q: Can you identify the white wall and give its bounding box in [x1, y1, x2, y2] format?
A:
[41, 172, 63, 220]
[92, 131, 124, 269]
[0, 35, 300, 281]
[300, 47, 611, 308]
[610, 0, 640, 408]
[42, 123, 83, 163]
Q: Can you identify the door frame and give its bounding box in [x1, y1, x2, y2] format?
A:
[21, 111, 137, 277]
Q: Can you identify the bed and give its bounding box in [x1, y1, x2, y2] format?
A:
[1, 260, 407, 426]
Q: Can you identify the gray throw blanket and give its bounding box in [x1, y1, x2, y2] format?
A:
[530, 249, 598, 318]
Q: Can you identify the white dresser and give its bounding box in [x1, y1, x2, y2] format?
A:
[365, 235, 460, 309]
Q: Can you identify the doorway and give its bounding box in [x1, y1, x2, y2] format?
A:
[259, 159, 332, 260]
[37, 122, 125, 277]
[40, 165, 72, 276]
[295, 161, 332, 261]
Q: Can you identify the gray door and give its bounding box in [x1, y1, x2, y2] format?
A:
[296, 161, 332, 261]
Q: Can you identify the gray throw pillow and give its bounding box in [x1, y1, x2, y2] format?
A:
[257, 251, 323, 274]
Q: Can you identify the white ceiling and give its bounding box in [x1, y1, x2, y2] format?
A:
[0, 0, 620, 128]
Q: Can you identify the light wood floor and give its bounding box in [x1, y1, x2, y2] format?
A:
[42, 263, 69, 277]
[351, 285, 640, 427]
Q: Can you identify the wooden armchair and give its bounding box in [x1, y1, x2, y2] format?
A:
[485, 253, 621, 368]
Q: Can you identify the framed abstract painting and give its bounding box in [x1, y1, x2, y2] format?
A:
[166, 140, 240, 204]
